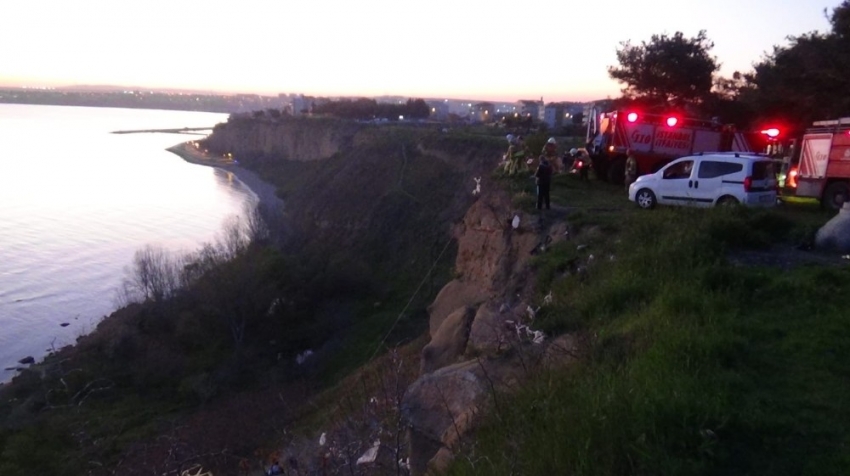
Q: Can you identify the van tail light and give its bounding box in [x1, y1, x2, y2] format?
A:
[743, 176, 752, 192]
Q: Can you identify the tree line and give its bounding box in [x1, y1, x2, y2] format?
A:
[607, 1, 850, 133]
[312, 97, 431, 120]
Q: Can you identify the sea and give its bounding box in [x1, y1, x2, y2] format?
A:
[0, 104, 258, 383]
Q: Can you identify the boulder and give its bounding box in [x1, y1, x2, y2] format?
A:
[467, 301, 515, 355]
[542, 334, 582, 368]
[427, 281, 485, 336]
[815, 202, 850, 252]
[402, 358, 522, 475]
[421, 306, 476, 374]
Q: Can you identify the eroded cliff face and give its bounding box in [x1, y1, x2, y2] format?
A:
[203, 120, 507, 291]
[203, 116, 363, 161]
[402, 191, 580, 475]
[200, 119, 580, 473]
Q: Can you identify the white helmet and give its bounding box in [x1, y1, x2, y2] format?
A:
[547, 137, 556, 144]
[506, 134, 515, 143]
[569, 148, 578, 156]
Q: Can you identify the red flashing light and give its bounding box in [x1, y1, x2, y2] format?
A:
[627, 112, 639, 123]
[666, 116, 679, 127]
[761, 128, 781, 138]
[743, 176, 752, 192]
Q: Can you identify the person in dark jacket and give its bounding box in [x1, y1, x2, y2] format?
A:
[534, 157, 553, 210]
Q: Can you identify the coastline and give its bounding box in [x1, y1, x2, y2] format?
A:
[166, 141, 285, 214]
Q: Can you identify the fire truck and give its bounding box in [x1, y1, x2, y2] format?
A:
[790, 117, 850, 209]
[585, 106, 773, 184]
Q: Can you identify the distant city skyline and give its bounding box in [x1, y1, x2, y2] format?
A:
[0, 0, 839, 102]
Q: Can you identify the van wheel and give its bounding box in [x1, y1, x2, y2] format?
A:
[716, 196, 739, 207]
[636, 189, 657, 209]
[822, 182, 850, 210]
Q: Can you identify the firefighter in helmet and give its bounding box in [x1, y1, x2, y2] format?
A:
[541, 137, 560, 173]
[503, 134, 527, 176]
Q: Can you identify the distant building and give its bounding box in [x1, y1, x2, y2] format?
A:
[519, 99, 545, 122]
[471, 102, 495, 123]
[543, 103, 565, 129]
[494, 102, 519, 115]
[427, 100, 450, 120]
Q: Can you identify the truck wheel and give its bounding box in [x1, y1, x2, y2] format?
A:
[822, 182, 850, 210]
[607, 158, 626, 185]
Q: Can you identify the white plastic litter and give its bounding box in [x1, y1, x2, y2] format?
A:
[295, 349, 314, 365]
[526, 305, 539, 320]
[319, 432, 327, 446]
[543, 291, 553, 306]
[532, 330, 546, 344]
[356, 439, 381, 465]
[512, 215, 520, 229]
[472, 177, 481, 196]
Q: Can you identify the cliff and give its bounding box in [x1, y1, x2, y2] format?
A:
[202, 117, 507, 284]
[203, 115, 363, 162]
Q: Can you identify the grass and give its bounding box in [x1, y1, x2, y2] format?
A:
[448, 177, 850, 475]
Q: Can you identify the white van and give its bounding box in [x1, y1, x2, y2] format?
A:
[628, 153, 778, 209]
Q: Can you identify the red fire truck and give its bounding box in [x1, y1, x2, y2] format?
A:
[585, 106, 773, 184]
[790, 117, 850, 209]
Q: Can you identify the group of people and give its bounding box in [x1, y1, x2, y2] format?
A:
[501, 135, 588, 178]
[501, 134, 590, 211]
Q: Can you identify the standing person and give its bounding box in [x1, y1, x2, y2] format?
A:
[625, 149, 638, 191]
[503, 134, 526, 176]
[502, 134, 516, 175]
[541, 137, 560, 173]
[535, 157, 553, 210]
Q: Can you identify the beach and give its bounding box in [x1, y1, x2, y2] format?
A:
[167, 141, 285, 215]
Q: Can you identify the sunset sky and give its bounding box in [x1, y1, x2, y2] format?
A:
[0, 0, 838, 102]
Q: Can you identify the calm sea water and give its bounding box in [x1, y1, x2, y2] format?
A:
[0, 104, 258, 382]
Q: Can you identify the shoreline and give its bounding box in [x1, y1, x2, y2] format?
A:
[166, 141, 285, 214]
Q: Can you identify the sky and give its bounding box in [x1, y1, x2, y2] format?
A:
[0, 0, 840, 102]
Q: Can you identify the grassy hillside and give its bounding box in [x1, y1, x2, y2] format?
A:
[448, 177, 850, 475]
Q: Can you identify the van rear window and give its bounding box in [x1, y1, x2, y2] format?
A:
[698, 161, 743, 179]
[752, 161, 775, 180]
